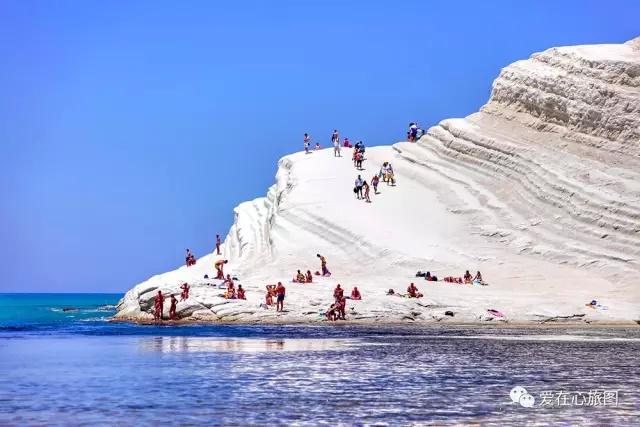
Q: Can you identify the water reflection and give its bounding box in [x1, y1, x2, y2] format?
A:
[140, 336, 356, 353]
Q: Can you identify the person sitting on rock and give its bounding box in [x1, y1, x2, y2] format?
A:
[473, 271, 484, 284]
[180, 283, 190, 301]
[326, 303, 338, 321]
[463, 270, 473, 284]
[224, 274, 234, 286]
[351, 287, 361, 300]
[215, 259, 228, 279]
[237, 285, 246, 300]
[407, 283, 423, 298]
[225, 280, 236, 299]
[306, 270, 313, 283]
[295, 270, 306, 283]
[169, 294, 178, 320]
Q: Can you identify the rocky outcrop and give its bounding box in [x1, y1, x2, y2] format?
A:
[115, 37, 640, 325]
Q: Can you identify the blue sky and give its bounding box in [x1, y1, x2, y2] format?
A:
[1, 0, 638, 292]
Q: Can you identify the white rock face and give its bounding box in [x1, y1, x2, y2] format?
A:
[115, 37, 640, 325]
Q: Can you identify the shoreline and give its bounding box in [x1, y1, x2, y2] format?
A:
[110, 317, 640, 329]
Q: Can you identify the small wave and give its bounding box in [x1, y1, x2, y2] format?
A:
[79, 317, 109, 322]
[0, 325, 34, 331]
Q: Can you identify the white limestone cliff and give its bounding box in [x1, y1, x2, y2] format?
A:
[115, 37, 640, 325]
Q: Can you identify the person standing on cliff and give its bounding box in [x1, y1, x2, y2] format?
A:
[276, 282, 286, 312]
[154, 290, 165, 321]
[371, 175, 379, 194]
[304, 133, 311, 154]
[215, 259, 228, 279]
[332, 129, 341, 157]
[169, 294, 178, 320]
[317, 254, 331, 276]
[180, 283, 190, 301]
[363, 180, 371, 203]
[216, 234, 221, 255]
[354, 175, 364, 199]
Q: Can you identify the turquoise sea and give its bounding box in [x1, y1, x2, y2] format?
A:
[0, 293, 639, 425]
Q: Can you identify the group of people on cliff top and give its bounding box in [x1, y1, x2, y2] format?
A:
[303, 130, 364, 157]
[407, 122, 424, 142]
[185, 249, 196, 267]
[185, 233, 222, 268]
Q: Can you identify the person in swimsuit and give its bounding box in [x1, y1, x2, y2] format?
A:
[180, 283, 190, 301]
[169, 294, 178, 320]
[463, 270, 472, 284]
[473, 271, 483, 283]
[237, 285, 246, 300]
[407, 283, 423, 298]
[351, 287, 361, 300]
[306, 270, 313, 283]
[371, 175, 379, 194]
[216, 234, 221, 255]
[265, 285, 275, 306]
[215, 259, 228, 279]
[333, 284, 344, 301]
[363, 181, 371, 203]
[154, 290, 165, 321]
[295, 270, 306, 283]
[317, 254, 331, 276]
[276, 282, 286, 312]
[337, 297, 346, 320]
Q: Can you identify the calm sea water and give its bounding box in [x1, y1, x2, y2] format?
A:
[0, 294, 639, 426]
